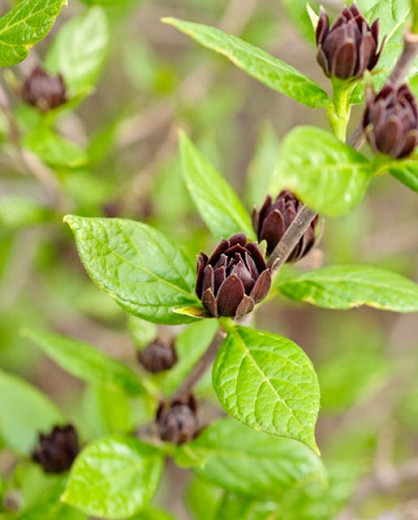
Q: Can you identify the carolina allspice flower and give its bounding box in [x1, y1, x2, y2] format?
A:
[363, 83, 418, 158]
[252, 191, 318, 261]
[157, 396, 199, 445]
[316, 3, 384, 80]
[21, 67, 67, 112]
[138, 339, 177, 373]
[32, 424, 79, 474]
[196, 233, 271, 319]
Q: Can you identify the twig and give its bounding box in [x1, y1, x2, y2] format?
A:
[267, 206, 318, 275]
[173, 329, 225, 400]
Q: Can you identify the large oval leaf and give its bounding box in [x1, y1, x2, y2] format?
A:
[24, 329, 145, 395]
[163, 18, 331, 109]
[180, 132, 255, 240]
[176, 419, 325, 496]
[270, 127, 372, 216]
[0, 0, 67, 67]
[0, 370, 63, 454]
[64, 216, 199, 324]
[277, 265, 418, 312]
[212, 326, 320, 453]
[62, 436, 163, 518]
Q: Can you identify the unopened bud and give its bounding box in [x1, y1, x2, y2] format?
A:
[157, 396, 199, 445]
[138, 339, 177, 373]
[21, 67, 67, 112]
[32, 424, 79, 474]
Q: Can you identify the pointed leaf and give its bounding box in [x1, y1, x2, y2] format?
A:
[0, 0, 67, 67]
[23, 329, 145, 395]
[270, 127, 372, 216]
[180, 132, 255, 240]
[64, 216, 199, 324]
[213, 326, 320, 453]
[277, 265, 418, 312]
[62, 436, 163, 518]
[163, 18, 331, 109]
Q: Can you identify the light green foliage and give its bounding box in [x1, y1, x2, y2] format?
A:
[373, 154, 418, 192]
[277, 265, 418, 312]
[163, 18, 331, 109]
[180, 132, 255, 240]
[0, 0, 67, 67]
[281, 0, 320, 43]
[270, 127, 372, 216]
[0, 370, 63, 453]
[128, 316, 158, 349]
[22, 128, 87, 168]
[45, 7, 110, 97]
[0, 195, 50, 229]
[130, 508, 178, 520]
[177, 419, 325, 496]
[216, 493, 280, 520]
[64, 216, 199, 324]
[24, 329, 145, 395]
[187, 476, 223, 520]
[212, 326, 320, 452]
[62, 436, 164, 518]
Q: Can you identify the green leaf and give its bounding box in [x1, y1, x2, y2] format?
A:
[0, 195, 50, 229]
[281, 0, 318, 43]
[187, 476, 223, 520]
[277, 265, 418, 312]
[270, 127, 372, 216]
[373, 155, 418, 192]
[0, 370, 63, 454]
[212, 326, 320, 453]
[215, 493, 280, 520]
[163, 18, 331, 109]
[64, 216, 199, 324]
[23, 329, 144, 395]
[62, 436, 163, 518]
[45, 6, 109, 97]
[177, 419, 325, 496]
[130, 508, 178, 520]
[0, 0, 67, 67]
[22, 128, 87, 168]
[128, 316, 158, 349]
[180, 132, 255, 240]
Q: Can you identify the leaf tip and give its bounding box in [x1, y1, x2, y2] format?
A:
[161, 16, 176, 26]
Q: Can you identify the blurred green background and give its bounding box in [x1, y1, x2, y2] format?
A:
[0, 0, 417, 518]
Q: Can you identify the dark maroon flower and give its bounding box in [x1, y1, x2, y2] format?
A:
[138, 339, 177, 373]
[32, 425, 79, 474]
[157, 395, 199, 445]
[252, 191, 318, 261]
[363, 83, 418, 158]
[316, 3, 384, 80]
[21, 67, 67, 111]
[196, 233, 271, 319]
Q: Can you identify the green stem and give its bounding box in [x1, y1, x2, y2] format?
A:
[327, 79, 353, 141]
[411, 0, 418, 34]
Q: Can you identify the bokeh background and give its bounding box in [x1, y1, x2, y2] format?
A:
[0, 0, 417, 518]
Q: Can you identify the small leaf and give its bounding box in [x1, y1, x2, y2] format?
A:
[45, 6, 109, 97]
[0, 0, 67, 67]
[0, 370, 63, 454]
[163, 18, 331, 109]
[177, 419, 325, 496]
[24, 329, 145, 395]
[64, 216, 199, 324]
[277, 265, 418, 312]
[212, 326, 320, 453]
[270, 126, 372, 216]
[22, 127, 87, 168]
[373, 155, 418, 192]
[180, 132, 255, 240]
[62, 436, 163, 518]
[173, 305, 211, 318]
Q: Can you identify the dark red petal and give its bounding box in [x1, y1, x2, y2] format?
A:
[208, 239, 229, 265]
[216, 275, 245, 317]
[230, 258, 255, 293]
[244, 251, 259, 279]
[213, 265, 226, 291]
[260, 210, 285, 255]
[229, 233, 247, 247]
[316, 9, 329, 45]
[375, 117, 402, 156]
[245, 243, 267, 272]
[249, 269, 272, 303]
[235, 295, 255, 320]
[317, 47, 330, 77]
[356, 32, 375, 76]
[368, 34, 386, 71]
[202, 288, 218, 317]
[202, 265, 215, 294]
[195, 253, 208, 298]
[398, 129, 418, 158]
[333, 40, 357, 79]
[252, 206, 260, 235]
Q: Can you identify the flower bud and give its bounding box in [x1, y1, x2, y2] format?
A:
[138, 339, 177, 373]
[316, 3, 384, 80]
[252, 191, 318, 261]
[196, 233, 271, 319]
[32, 424, 79, 474]
[21, 67, 67, 111]
[157, 396, 199, 445]
[363, 84, 418, 159]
